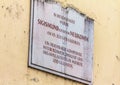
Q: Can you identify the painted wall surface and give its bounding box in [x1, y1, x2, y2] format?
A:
[0, 0, 120, 85]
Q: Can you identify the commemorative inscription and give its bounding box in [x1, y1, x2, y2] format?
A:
[29, 0, 94, 84]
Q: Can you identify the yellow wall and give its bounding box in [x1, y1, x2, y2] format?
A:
[0, 0, 120, 85]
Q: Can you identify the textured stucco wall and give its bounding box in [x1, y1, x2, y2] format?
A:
[0, 0, 120, 85]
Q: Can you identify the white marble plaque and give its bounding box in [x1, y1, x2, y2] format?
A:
[29, 0, 94, 84]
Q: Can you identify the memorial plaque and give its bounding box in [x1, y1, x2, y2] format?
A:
[29, 0, 94, 84]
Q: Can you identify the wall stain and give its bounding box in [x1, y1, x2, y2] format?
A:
[116, 56, 120, 61]
[6, 6, 12, 14]
[97, 64, 99, 67]
[112, 83, 115, 85]
[1, 5, 4, 8]
[2, 2, 24, 19]
[4, 34, 6, 38]
[46, 73, 48, 77]
[24, 31, 26, 34]
[13, 79, 16, 81]
[30, 78, 39, 83]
